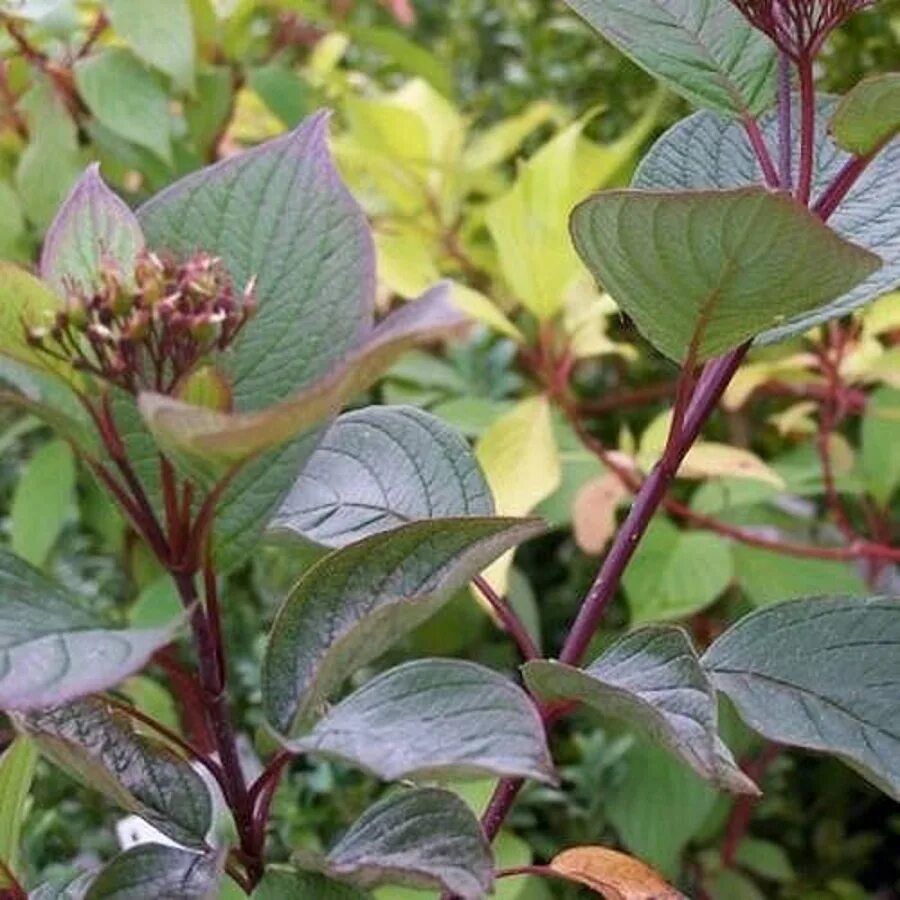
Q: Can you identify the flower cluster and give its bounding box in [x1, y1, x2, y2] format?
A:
[26, 251, 256, 398]
[730, 0, 876, 59]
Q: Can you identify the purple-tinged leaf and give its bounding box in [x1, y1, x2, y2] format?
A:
[0, 552, 178, 710]
[40, 164, 146, 295]
[269, 405, 495, 547]
[524, 627, 757, 795]
[138, 109, 375, 411]
[84, 845, 225, 900]
[18, 698, 211, 848]
[323, 788, 493, 899]
[288, 659, 556, 784]
[634, 97, 900, 342]
[263, 517, 544, 734]
[703, 596, 900, 802]
[138, 283, 467, 476]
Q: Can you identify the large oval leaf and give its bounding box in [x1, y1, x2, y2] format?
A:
[270, 405, 494, 547]
[703, 596, 900, 801]
[0, 552, 178, 710]
[263, 517, 543, 734]
[288, 659, 555, 784]
[523, 627, 755, 794]
[84, 845, 224, 900]
[18, 698, 211, 848]
[323, 788, 493, 899]
[571, 187, 880, 363]
[634, 98, 900, 342]
[561, 0, 776, 117]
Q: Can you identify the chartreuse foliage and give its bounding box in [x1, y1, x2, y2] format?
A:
[2, 1, 900, 897]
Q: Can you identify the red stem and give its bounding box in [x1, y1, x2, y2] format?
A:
[813, 152, 874, 221]
[473, 575, 540, 660]
[742, 116, 780, 189]
[797, 55, 816, 205]
[0, 857, 26, 900]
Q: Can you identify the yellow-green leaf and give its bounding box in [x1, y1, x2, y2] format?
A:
[830, 73, 900, 156]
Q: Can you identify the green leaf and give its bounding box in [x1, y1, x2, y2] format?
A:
[733, 544, 867, 607]
[19, 697, 212, 848]
[287, 658, 556, 784]
[571, 187, 881, 363]
[634, 98, 900, 343]
[40, 164, 146, 295]
[30, 871, 95, 900]
[861, 387, 900, 506]
[0, 736, 37, 885]
[735, 839, 795, 883]
[561, 0, 776, 116]
[105, 0, 196, 92]
[0, 179, 28, 262]
[254, 870, 370, 899]
[248, 63, 310, 128]
[0, 551, 177, 710]
[523, 627, 755, 793]
[622, 519, 733, 623]
[270, 406, 494, 547]
[263, 517, 544, 734]
[84, 845, 224, 899]
[139, 285, 465, 475]
[606, 739, 719, 878]
[11, 438, 76, 567]
[15, 76, 82, 231]
[322, 788, 493, 899]
[830, 73, 900, 156]
[74, 48, 173, 164]
[703, 596, 900, 801]
[138, 110, 374, 412]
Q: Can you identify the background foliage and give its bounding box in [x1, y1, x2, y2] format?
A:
[1, 0, 899, 897]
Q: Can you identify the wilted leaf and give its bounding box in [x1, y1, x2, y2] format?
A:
[561, 0, 775, 117]
[270, 405, 494, 547]
[19, 697, 211, 847]
[40, 164, 146, 294]
[703, 596, 900, 801]
[287, 658, 555, 784]
[550, 846, 685, 899]
[830, 73, 900, 156]
[524, 627, 755, 793]
[323, 788, 493, 899]
[263, 517, 543, 734]
[84, 845, 224, 899]
[572, 473, 629, 554]
[0, 551, 177, 710]
[571, 187, 881, 363]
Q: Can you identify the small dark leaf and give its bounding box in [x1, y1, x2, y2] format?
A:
[263, 517, 543, 734]
[19, 697, 211, 847]
[703, 596, 900, 801]
[0, 552, 178, 710]
[288, 658, 555, 784]
[270, 405, 494, 547]
[524, 627, 756, 794]
[323, 788, 493, 899]
[84, 845, 224, 900]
